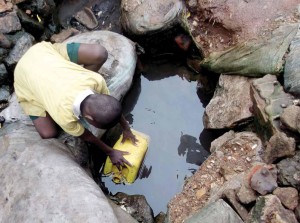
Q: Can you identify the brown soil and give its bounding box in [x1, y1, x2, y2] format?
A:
[185, 0, 300, 56]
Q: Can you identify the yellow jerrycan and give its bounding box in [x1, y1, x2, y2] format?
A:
[103, 129, 150, 184]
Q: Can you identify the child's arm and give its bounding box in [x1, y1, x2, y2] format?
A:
[119, 115, 138, 144]
[79, 128, 131, 169]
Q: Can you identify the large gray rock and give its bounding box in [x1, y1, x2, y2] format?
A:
[0, 10, 21, 34]
[120, 0, 185, 35]
[277, 151, 300, 190]
[4, 32, 35, 68]
[201, 24, 299, 77]
[284, 25, 300, 96]
[247, 195, 297, 223]
[184, 199, 243, 223]
[251, 74, 294, 140]
[203, 74, 253, 129]
[0, 122, 137, 223]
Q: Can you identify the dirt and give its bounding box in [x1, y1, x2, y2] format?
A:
[168, 133, 261, 223]
[185, 0, 300, 56]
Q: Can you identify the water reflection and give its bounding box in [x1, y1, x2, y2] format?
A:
[177, 133, 210, 166]
[138, 164, 152, 179]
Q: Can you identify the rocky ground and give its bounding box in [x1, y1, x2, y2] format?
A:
[1, 0, 300, 223]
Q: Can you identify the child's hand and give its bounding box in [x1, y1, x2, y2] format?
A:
[121, 129, 138, 145]
[109, 149, 132, 170]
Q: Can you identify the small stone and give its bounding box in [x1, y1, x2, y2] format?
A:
[250, 166, 277, 195]
[25, 9, 31, 15]
[281, 103, 287, 108]
[196, 188, 207, 199]
[273, 187, 298, 210]
[192, 20, 198, 27]
[246, 157, 251, 162]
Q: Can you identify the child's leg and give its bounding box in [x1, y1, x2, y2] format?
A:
[77, 43, 108, 72]
[32, 113, 58, 139]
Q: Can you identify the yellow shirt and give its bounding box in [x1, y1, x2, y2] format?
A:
[14, 41, 109, 136]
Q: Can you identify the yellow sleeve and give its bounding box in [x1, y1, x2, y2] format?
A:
[19, 101, 46, 117]
[94, 74, 110, 95]
[52, 43, 70, 61]
[60, 119, 85, 137]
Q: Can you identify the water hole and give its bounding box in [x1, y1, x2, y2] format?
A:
[99, 58, 211, 215]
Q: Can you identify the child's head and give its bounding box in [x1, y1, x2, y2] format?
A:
[81, 93, 122, 129]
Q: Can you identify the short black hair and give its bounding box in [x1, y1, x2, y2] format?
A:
[81, 93, 122, 129]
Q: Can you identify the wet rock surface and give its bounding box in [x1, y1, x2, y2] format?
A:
[203, 74, 253, 129]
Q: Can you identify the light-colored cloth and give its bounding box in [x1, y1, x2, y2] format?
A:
[14, 41, 109, 136]
[72, 89, 95, 120]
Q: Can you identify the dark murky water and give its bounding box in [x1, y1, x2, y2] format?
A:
[101, 60, 210, 215]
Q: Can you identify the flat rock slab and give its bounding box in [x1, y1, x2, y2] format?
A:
[120, 0, 185, 35]
[201, 24, 299, 77]
[284, 25, 300, 96]
[184, 199, 243, 223]
[203, 74, 253, 129]
[0, 123, 120, 223]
